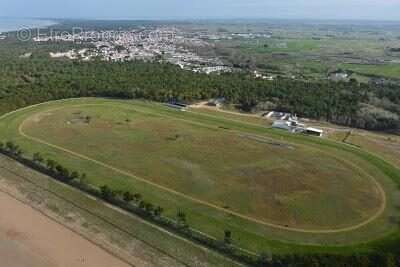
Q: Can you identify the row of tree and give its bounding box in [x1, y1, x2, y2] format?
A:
[0, 141, 249, 263]
[0, 42, 399, 131]
[1, 140, 399, 266]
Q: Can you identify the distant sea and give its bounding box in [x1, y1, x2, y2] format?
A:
[0, 18, 56, 33]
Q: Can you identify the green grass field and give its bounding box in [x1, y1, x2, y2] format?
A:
[243, 39, 321, 54]
[0, 155, 239, 267]
[1, 98, 400, 254]
[328, 130, 400, 168]
[216, 35, 400, 80]
[342, 63, 400, 79]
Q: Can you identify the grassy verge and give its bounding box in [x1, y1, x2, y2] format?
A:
[0, 154, 241, 267]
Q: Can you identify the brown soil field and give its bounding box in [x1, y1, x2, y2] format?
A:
[0, 189, 131, 267]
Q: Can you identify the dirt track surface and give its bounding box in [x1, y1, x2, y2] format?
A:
[0, 190, 131, 267]
[17, 105, 386, 234]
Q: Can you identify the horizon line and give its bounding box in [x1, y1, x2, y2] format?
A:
[2, 16, 400, 24]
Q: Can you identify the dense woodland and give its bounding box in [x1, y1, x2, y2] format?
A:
[1, 57, 399, 131]
[0, 35, 399, 132]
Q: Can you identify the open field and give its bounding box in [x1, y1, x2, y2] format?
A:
[15, 101, 385, 230]
[341, 63, 400, 79]
[327, 130, 400, 168]
[206, 23, 400, 80]
[234, 39, 321, 54]
[0, 98, 399, 254]
[0, 154, 240, 267]
[0, 188, 130, 267]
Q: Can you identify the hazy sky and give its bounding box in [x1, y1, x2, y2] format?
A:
[1, 0, 400, 21]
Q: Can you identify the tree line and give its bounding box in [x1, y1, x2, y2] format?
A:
[0, 47, 399, 131]
[0, 140, 256, 265]
[1, 140, 399, 266]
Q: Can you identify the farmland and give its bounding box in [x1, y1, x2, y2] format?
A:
[189, 21, 400, 81]
[341, 64, 400, 79]
[0, 98, 399, 256]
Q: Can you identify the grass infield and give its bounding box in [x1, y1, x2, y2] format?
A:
[0, 98, 399, 254]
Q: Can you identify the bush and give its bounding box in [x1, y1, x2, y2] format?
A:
[354, 104, 400, 130]
[1, 142, 400, 266]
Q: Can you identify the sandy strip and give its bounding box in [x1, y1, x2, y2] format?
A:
[189, 101, 261, 118]
[0, 191, 131, 267]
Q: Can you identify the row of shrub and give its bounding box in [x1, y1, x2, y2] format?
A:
[0, 141, 261, 264]
[1, 140, 399, 267]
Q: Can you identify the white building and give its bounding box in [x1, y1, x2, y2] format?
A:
[272, 120, 293, 131]
[272, 116, 323, 136]
[329, 72, 349, 82]
[305, 127, 324, 137]
[272, 120, 303, 133]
